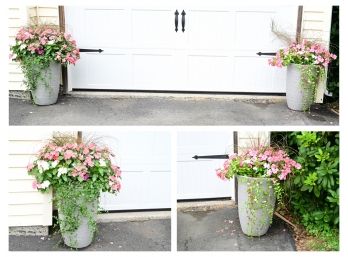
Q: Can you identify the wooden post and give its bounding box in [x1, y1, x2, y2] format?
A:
[296, 6, 303, 43]
[58, 6, 68, 93]
[77, 131, 82, 144]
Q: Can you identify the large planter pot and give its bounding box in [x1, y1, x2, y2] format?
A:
[31, 62, 61, 106]
[237, 175, 275, 236]
[286, 64, 319, 111]
[58, 198, 98, 248]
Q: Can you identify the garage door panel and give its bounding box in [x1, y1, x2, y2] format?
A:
[132, 9, 175, 49]
[186, 10, 234, 50]
[177, 131, 235, 200]
[132, 54, 178, 90]
[72, 53, 131, 89]
[66, 5, 297, 93]
[83, 8, 131, 48]
[187, 55, 233, 91]
[233, 56, 286, 92]
[89, 131, 171, 211]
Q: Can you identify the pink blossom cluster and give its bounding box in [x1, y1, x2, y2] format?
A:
[11, 25, 80, 65]
[268, 39, 337, 68]
[27, 142, 121, 193]
[216, 147, 301, 181]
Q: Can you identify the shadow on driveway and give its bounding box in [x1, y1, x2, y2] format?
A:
[9, 96, 338, 125]
[177, 206, 296, 251]
[9, 219, 171, 251]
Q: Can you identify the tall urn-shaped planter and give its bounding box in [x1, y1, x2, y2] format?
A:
[10, 24, 80, 105]
[237, 176, 275, 236]
[27, 135, 122, 249]
[216, 146, 302, 237]
[31, 62, 61, 105]
[268, 39, 336, 111]
[286, 64, 319, 111]
[56, 184, 99, 248]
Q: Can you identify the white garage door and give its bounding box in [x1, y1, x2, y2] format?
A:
[65, 3, 297, 93]
[177, 131, 235, 200]
[92, 131, 171, 211]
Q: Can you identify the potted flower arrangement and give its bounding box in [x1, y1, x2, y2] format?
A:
[10, 24, 80, 105]
[269, 40, 337, 111]
[216, 146, 301, 236]
[27, 136, 121, 248]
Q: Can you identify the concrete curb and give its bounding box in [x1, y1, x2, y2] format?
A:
[97, 211, 171, 223]
[178, 200, 236, 212]
[66, 91, 286, 103]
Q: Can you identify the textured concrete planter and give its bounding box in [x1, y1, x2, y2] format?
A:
[286, 64, 317, 111]
[31, 62, 61, 105]
[237, 175, 275, 236]
[59, 199, 98, 248]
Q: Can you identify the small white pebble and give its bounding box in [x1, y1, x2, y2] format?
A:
[118, 245, 122, 248]
[40, 237, 45, 240]
[110, 242, 114, 245]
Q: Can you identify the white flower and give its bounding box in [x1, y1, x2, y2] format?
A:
[99, 159, 107, 167]
[263, 163, 270, 169]
[37, 160, 50, 173]
[19, 44, 27, 50]
[253, 167, 258, 171]
[243, 159, 251, 164]
[51, 160, 59, 168]
[57, 167, 68, 177]
[47, 40, 55, 45]
[40, 180, 50, 189]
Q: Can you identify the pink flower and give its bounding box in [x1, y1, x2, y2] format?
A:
[32, 180, 38, 189]
[64, 150, 75, 160]
[84, 156, 94, 167]
[27, 162, 34, 172]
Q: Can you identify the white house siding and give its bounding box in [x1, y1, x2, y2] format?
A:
[8, 131, 59, 227]
[8, 6, 59, 91]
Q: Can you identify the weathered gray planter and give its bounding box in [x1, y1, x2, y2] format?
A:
[237, 175, 275, 236]
[286, 64, 318, 111]
[59, 199, 98, 248]
[31, 62, 61, 105]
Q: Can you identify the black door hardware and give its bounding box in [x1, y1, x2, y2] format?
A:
[256, 52, 276, 56]
[181, 10, 186, 32]
[174, 10, 179, 32]
[192, 154, 229, 160]
[79, 48, 104, 53]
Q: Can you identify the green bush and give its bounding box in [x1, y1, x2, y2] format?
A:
[271, 132, 339, 233]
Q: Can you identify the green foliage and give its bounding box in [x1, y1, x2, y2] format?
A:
[298, 65, 325, 111]
[271, 132, 339, 235]
[327, 6, 339, 99]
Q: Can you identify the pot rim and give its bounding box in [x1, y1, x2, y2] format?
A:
[236, 175, 274, 181]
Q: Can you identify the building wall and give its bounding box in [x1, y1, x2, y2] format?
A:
[8, 6, 59, 91]
[8, 131, 54, 227]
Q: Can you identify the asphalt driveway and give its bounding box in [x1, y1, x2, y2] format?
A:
[9, 219, 171, 251]
[177, 205, 296, 251]
[9, 95, 338, 125]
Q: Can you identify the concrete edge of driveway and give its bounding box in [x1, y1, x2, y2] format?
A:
[177, 200, 236, 212]
[66, 91, 286, 103]
[97, 210, 171, 223]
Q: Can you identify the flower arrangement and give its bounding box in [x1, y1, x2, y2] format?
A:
[216, 146, 301, 182]
[27, 138, 121, 247]
[10, 24, 80, 91]
[268, 39, 337, 68]
[27, 142, 121, 193]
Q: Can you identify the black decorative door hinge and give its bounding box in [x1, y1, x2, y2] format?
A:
[192, 154, 229, 160]
[256, 52, 276, 56]
[79, 48, 104, 53]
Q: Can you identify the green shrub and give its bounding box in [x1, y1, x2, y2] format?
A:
[271, 132, 339, 233]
